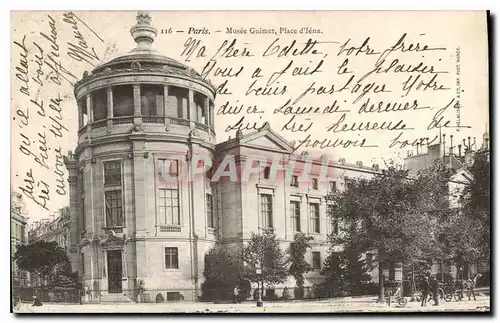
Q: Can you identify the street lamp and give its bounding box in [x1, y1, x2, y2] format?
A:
[256, 261, 263, 307]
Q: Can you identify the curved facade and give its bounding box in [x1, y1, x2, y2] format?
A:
[65, 12, 217, 301]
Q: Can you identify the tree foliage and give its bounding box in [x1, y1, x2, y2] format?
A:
[436, 149, 491, 269]
[326, 162, 451, 300]
[14, 241, 69, 284]
[321, 248, 372, 297]
[288, 233, 313, 288]
[459, 149, 490, 261]
[201, 244, 243, 300]
[243, 230, 289, 288]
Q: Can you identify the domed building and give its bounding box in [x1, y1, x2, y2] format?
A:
[65, 11, 413, 303]
[65, 12, 217, 302]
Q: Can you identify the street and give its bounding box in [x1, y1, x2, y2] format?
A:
[15, 295, 490, 313]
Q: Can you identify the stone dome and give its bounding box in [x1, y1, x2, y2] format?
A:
[75, 11, 215, 94]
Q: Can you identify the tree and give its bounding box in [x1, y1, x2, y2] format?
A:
[459, 149, 490, 262]
[320, 251, 345, 297]
[201, 244, 242, 301]
[326, 162, 449, 302]
[243, 230, 289, 299]
[321, 248, 371, 297]
[14, 241, 69, 300]
[433, 149, 490, 280]
[288, 233, 313, 292]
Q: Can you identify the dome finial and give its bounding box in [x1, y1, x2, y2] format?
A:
[130, 11, 157, 50]
[137, 11, 152, 25]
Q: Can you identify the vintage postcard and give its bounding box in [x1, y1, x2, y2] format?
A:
[10, 11, 490, 314]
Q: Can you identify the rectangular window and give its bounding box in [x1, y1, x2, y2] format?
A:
[309, 203, 320, 233]
[290, 201, 301, 232]
[141, 84, 164, 116]
[92, 88, 107, 121]
[329, 181, 337, 192]
[177, 96, 183, 118]
[291, 175, 299, 187]
[164, 247, 179, 269]
[312, 178, 319, 190]
[104, 160, 122, 186]
[159, 189, 180, 225]
[206, 193, 214, 228]
[260, 194, 273, 228]
[312, 252, 321, 270]
[158, 159, 179, 179]
[105, 190, 123, 227]
[263, 166, 271, 179]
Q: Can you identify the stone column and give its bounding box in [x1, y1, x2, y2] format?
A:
[133, 84, 142, 126]
[210, 101, 215, 129]
[188, 89, 195, 128]
[107, 87, 113, 130]
[163, 85, 169, 124]
[204, 97, 209, 126]
[78, 101, 84, 128]
[65, 157, 79, 273]
[86, 93, 93, 137]
[131, 135, 148, 285]
[87, 93, 93, 124]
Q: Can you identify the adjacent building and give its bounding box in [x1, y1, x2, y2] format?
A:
[11, 191, 29, 287]
[403, 130, 490, 281]
[28, 207, 71, 254]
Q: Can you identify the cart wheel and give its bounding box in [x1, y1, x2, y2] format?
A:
[444, 293, 453, 302]
[454, 290, 463, 302]
[398, 297, 408, 307]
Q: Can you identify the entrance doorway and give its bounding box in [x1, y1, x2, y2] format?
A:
[107, 250, 123, 293]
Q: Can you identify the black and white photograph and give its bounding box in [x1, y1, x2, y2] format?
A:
[9, 9, 491, 314]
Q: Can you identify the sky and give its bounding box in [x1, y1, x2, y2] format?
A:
[10, 11, 489, 223]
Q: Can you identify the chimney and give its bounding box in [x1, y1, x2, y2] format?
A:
[416, 143, 419, 155]
[458, 144, 462, 157]
[468, 136, 471, 151]
[450, 135, 454, 156]
[442, 134, 447, 157]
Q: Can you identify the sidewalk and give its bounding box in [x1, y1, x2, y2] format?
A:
[15, 295, 490, 313]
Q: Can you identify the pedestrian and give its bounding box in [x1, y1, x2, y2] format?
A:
[32, 289, 42, 306]
[233, 285, 239, 304]
[430, 275, 440, 306]
[421, 276, 430, 307]
[468, 273, 482, 301]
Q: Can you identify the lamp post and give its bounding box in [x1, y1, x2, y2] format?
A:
[256, 261, 263, 307]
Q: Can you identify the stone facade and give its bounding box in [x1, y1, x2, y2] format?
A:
[11, 191, 29, 287]
[28, 207, 71, 253]
[66, 12, 492, 302]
